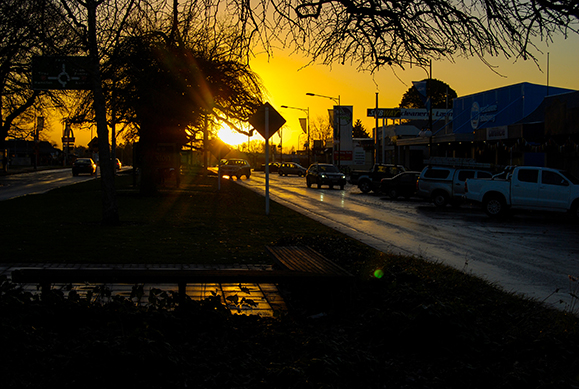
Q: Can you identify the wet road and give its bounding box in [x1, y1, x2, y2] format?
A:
[0, 167, 113, 201]
[238, 171, 579, 310]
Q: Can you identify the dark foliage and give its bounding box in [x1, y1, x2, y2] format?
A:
[352, 119, 371, 138]
[2, 236, 579, 388]
[400, 78, 458, 109]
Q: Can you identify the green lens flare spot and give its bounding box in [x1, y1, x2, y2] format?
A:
[374, 269, 384, 279]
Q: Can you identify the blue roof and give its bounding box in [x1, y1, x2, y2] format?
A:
[451, 83, 576, 134]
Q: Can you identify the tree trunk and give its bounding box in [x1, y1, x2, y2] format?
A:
[87, 0, 119, 225]
[138, 136, 158, 196]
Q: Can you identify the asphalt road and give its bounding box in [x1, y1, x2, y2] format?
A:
[236, 170, 579, 310]
[0, 167, 124, 201]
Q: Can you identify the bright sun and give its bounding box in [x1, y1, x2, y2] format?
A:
[218, 125, 251, 146]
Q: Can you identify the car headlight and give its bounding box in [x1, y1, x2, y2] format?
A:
[321, 174, 327, 179]
[341, 174, 346, 179]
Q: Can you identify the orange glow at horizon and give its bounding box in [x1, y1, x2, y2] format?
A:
[217, 124, 254, 147]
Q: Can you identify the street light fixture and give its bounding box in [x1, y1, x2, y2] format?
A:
[281, 105, 310, 166]
[306, 92, 342, 168]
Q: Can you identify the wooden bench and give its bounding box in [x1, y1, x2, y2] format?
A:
[266, 245, 353, 280]
[266, 245, 354, 307]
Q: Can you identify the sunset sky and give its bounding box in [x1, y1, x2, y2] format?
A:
[44, 31, 579, 153]
[247, 31, 579, 151]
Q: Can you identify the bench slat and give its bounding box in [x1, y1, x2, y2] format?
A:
[266, 245, 352, 278]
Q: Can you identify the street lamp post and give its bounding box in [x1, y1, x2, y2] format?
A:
[405, 60, 433, 156]
[306, 92, 341, 168]
[379, 58, 433, 159]
[281, 105, 310, 166]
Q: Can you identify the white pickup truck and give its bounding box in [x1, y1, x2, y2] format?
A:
[464, 166, 579, 217]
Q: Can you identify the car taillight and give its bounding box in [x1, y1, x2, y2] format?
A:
[464, 181, 468, 192]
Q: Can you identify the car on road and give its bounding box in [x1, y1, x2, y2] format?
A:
[350, 163, 407, 193]
[268, 162, 281, 173]
[305, 163, 346, 189]
[257, 162, 281, 172]
[72, 158, 97, 176]
[278, 162, 306, 177]
[465, 166, 579, 218]
[219, 159, 251, 179]
[380, 171, 421, 200]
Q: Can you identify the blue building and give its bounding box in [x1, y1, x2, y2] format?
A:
[395, 82, 579, 173]
[452, 83, 574, 136]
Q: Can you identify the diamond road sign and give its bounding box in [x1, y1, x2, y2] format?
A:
[249, 102, 286, 140]
[32, 56, 92, 90]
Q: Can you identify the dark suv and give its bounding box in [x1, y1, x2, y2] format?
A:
[219, 159, 252, 179]
[306, 163, 347, 189]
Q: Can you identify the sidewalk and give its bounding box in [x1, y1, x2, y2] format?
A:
[0, 263, 286, 316]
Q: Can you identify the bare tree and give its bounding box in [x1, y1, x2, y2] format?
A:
[111, 25, 263, 193]
[310, 115, 333, 144]
[229, 0, 578, 72]
[57, 0, 147, 224]
[0, 0, 80, 152]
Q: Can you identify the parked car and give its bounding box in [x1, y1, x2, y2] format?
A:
[349, 164, 407, 193]
[258, 162, 280, 172]
[305, 163, 347, 189]
[465, 166, 579, 218]
[416, 164, 493, 207]
[72, 158, 97, 176]
[219, 159, 251, 179]
[268, 162, 281, 173]
[379, 171, 421, 200]
[278, 162, 306, 177]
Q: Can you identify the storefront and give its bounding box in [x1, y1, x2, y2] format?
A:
[394, 82, 578, 172]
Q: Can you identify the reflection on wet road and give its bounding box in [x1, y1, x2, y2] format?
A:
[0, 168, 99, 201]
[238, 171, 579, 310]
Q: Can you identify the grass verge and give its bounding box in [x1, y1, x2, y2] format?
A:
[1, 172, 579, 388]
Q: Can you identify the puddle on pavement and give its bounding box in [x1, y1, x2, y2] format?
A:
[18, 281, 286, 317]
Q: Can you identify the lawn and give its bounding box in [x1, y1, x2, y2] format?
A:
[2, 171, 579, 388]
[1, 172, 350, 265]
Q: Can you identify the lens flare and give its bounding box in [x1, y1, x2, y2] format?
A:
[374, 269, 384, 279]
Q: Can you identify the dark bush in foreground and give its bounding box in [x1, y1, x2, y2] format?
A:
[2, 237, 579, 389]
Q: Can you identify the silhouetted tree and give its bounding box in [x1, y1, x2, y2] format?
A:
[253, 0, 578, 72]
[353, 119, 370, 138]
[112, 31, 263, 193]
[400, 79, 457, 109]
[0, 0, 80, 152]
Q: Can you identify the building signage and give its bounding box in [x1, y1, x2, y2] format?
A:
[367, 108, 402, 118]
[471, 102, 498, 129]
[334, 150, 353, 161]
[486, 126, 508, 140]
[32, 56, 92, 90]
[367, 108, 452, 120]
[353, 147, 366, 164]
[332, 106, 354, 164]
